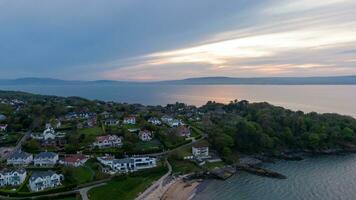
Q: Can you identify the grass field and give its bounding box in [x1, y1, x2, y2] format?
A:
[169, 159, 200, 174]
[76, 126, 104, 145]
[134, 139, 163, 151]
[66, 166, 94, 184]
[88, 166, 167, 200]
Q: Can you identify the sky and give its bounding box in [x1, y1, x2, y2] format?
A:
[0, 0, 356, 81]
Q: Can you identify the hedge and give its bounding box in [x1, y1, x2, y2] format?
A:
[0, 184, 77, 197]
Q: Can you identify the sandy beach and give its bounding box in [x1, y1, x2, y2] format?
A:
[162, 179, 201, 200]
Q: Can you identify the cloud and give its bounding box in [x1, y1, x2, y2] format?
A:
[101, 0, 356, 80]
[0, 0, 355, 80]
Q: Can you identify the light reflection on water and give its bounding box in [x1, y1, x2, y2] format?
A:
[0, 84, 355, 117]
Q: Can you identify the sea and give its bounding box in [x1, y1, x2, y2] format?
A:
[0, 84, 355, 117]
[193, 155, 356, 200]
[1, 84, 356, 200]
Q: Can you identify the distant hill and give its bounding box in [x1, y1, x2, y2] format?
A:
[0, 78, 130, 85]
[0, 76, 356, 85]
[158, 76, 356, 85]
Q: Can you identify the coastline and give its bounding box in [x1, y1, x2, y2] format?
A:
[162, 178, 202, 200]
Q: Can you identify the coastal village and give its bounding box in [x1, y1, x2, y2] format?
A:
[0, 93, 224, 200]
[1, 92, 356, 200]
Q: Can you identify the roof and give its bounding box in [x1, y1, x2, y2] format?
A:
[0, 169, 26, 175]
[96, 135, 118, 142]
[64, 154, 87, 163]
[35, 152, 57, 159]
[193, 144, 208, 149]
[105, 118, 118, 122]
[113, 158, 134, 164]
[124, 116, 135, 120]
[30, 171, 58, 181]
[9, 150, 32, 159]
[139, 130, 152, 136]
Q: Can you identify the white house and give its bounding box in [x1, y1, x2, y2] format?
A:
[101, 111, 112, 119]
[0, 169, 27, 187]
[169, 119, 184, 128]
[161, 115, 173, 123]
[93, 135, 123, 149]
[123, 116, 136, 125]
[97, 155, 157, 173]
[0, 124, 7, 132]
[31, 127, 66, 141]
[192, 145, 209, 158]
[61, 154, 89, 167]
[138, 130, 153, 142]
[34, 152, 59, 166]
[148, 117, 161, 125]
[29, 171, 63, 192]
[7, 150, 33, 166]
[161, 116, 183, 127]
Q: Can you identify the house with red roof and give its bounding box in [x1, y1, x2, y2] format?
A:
[61, 154, 89, 167]
[93, 135, 123, 149]
[123, 116, 136, 125]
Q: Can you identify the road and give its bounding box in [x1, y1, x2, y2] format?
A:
[0, 131, 30, 161]
[79, 182, 107, 200]
[146, 134, 208, 157]
[135, 159, 172, 200]
[0, 133, 206, 200]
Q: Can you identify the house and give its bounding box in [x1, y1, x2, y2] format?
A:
[123, 116, 136, 125]
[101, 111, 112, 119]
[31, 127, 66, 141]
[97, 155, 157, 173]
[161, 115, 183, 127]
[29, 171, 63, 192]
[148, 117, 161, 125]
[176, 125, 191, 137]
[93, 135, 123, 149]
[0, 124, 7, 132]
[138, 130, 153, 142]
[161, 115, 173, 124]
[34, 152, 59, 166]
[192, 145, 209, 158]
[61, 154, 89, 167]
[7, 150, 33, 166]
[0, 169, 27, 187]
[86, 116, 97, 127]
[65, 112, 78, 120]
[104, 118, 119, 126]
[46, 120, 61, 129]
[168, 119, 184, 128]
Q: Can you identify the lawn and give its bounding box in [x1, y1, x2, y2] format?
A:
[190, 126, 203, 139]
[203, 161, 225, 170]
[169, 159, 200, 174]
[134, 139, 163, 152]
[76, 126, 104, 145]
[85, 159, 110, 180]
[88, 166, 167, 200]
[64, 166, 94, 184]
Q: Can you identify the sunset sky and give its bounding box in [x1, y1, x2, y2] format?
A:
[1, 0, 356, 81]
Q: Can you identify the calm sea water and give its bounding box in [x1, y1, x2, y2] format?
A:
[193, 155, 356, 200]
[0, 84, 355, 117]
